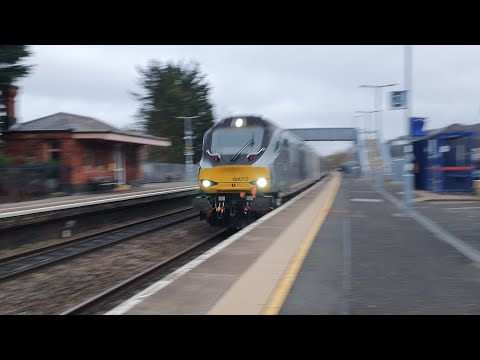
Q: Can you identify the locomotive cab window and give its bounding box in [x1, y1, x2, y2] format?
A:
[211, 127, 264, 155]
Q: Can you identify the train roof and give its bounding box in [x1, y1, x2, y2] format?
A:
[214, 115, 280, 130]
[208, 115, 319, 155]
[213, 115, 314, 146]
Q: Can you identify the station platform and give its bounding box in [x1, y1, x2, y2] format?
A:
[0, 181, 198, 220]
[107, 172, 480, 315]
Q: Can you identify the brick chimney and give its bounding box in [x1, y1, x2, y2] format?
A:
[1, 85, 18, 130]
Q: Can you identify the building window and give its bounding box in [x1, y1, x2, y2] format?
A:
[84, 150, 93, 166]
[455, 145, 466, 166]
[47, 140, 61, 162]
[50, 151, 61, 162]
[95, 150, 108, 167]
[49, 141, 60, 150]
[126, 147, 136, 166]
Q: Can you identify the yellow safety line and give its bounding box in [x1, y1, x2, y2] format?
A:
[261, 173, 342, 315]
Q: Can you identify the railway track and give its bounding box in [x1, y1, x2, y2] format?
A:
[61, 228, 231, 315]
[0, 207, 198, 282]
[61, 177, 329, 315]
[0, 176, 327, 314]
[0, 215, 220, 314]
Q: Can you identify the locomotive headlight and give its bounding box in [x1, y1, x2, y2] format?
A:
[235, 118, 244, 127]
[256, 178, 268, 188]
[202, 180, 213, 188]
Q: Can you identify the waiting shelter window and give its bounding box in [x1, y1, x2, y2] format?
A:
[47, 140, 61, 162]
[95, 150, 108, 167]
[84, 150, 93, 166]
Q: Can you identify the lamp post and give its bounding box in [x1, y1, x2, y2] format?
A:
[358, 83, 398, 136]
[356, 110, 383, 189]
[352, 115, 364, 130]
[355, 110, 380, 135]
[175, 116, 200, 181]
[403, 45, 414, 215]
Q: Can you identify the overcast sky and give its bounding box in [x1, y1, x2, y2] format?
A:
[13, 45, 480, 156]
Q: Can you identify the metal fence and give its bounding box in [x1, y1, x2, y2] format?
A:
[0, 163, 62, 203]
[142, 162, 199, 182]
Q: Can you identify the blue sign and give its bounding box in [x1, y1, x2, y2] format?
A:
[391, 90, 407, 109]
[410, 117, 426, 137]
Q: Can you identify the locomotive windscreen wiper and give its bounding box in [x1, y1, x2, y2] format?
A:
[230, 134, 255, 162]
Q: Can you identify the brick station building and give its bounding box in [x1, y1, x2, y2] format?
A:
[2, 112, 171, 192]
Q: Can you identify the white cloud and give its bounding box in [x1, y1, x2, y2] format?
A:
[13, 45, 480, 155]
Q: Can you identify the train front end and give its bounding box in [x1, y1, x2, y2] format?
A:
[193, 116, 276, 229]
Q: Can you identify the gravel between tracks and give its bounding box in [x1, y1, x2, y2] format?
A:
[0, 219, 217, 314]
